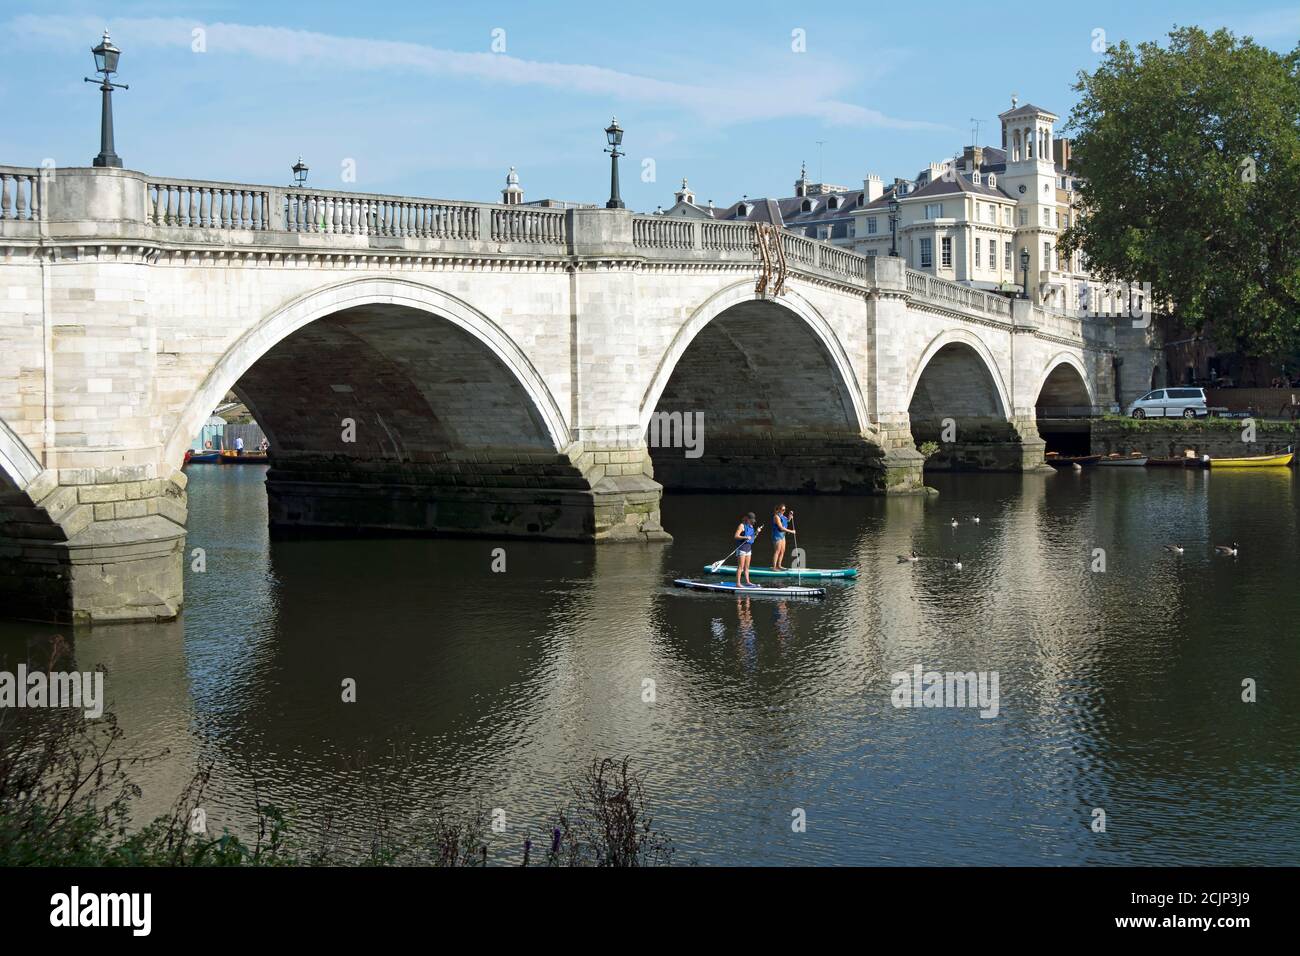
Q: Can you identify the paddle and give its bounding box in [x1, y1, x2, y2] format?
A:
[709, 524, 764, 572]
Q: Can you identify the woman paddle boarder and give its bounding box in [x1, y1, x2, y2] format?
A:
[772, 504, 792, 570]
[734, 512, 762, 588]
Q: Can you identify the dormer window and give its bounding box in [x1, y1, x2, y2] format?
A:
[737, 203, 750, 217]
[972, 171, 982, 185]
[987, 173, 996, 188]
[802, 199, 815, 212]
[828, 196, 841, 210]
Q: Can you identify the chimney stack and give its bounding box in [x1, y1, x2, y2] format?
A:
[864, 174, 883, 202]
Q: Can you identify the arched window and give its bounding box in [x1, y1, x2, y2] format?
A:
[1013, 130, 1022, 162]
[802, 199, 815, 212]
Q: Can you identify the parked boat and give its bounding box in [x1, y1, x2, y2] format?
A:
[220, 450, 269, 464]
[185, 450, 221, 464]
[1098, 453, 1148, 466]
[1207, 450, 1294, 468]
[1144, 457, 1189, 467]
[1045, 453, 1101, 469]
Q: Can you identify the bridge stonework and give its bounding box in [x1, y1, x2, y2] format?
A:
[0, 166, 1127, 623]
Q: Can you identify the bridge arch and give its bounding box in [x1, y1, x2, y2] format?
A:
[639, 279, 868, 435]
[163, 277, 569, 469]
[905, 328, 1011, 419]
[0, 418, 42, 495]
[641, 279, 885, 493]
[1035, 353, 1096, 410]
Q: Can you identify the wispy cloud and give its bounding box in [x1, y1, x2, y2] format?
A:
[10, 14, 945, 131]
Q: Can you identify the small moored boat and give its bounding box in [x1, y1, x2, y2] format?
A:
[1207, 450, 1294, 468]
[220, 450, 269, 464]
[1098, 453, 1148, 466]
[185, 450, 221, 464]
[1045, 453, 1101, 469]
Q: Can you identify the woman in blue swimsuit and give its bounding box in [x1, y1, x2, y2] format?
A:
[734, 512, 761, 588]
[772, 504, 791, 570]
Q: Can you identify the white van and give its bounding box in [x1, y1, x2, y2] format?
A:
[1127, 387, 1208, 419]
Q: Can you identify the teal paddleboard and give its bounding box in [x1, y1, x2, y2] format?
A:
[674, 578, 826, 598]
[703, 565, 857, 579]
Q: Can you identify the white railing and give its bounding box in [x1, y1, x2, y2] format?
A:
[491, 207, 565, 244]
[0, 168, 40, 221]
[283, 192, 480, 239]
[147, 180, 272, 229]
[701, 221, 752, 251]
[631, 216, 695, 249]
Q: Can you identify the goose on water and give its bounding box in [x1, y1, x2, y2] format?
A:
[897, 551, 922, 563]
[1163, 544, 1184, 554]
[948, 555, 963, 570]
[1214, 542, 1239, 556]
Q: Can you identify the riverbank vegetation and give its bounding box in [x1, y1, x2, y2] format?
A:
[0, 639, 673, 867]
[1099, 414, 1299, 433]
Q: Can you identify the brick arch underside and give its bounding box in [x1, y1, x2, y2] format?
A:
[232, 304, 592, 539]
[648, 300, 887, 493]
[908, 343, 1022, 468]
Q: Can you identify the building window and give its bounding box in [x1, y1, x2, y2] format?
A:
[1042, 207, 1050, 226]
[975, 237, 981, 266]
[1019, 209, 1028, 226]
[988, 241, 996, 270]
[866, 248, 878, 257]
[920, 237, 933, 268]
[924, 203, 943, 219]
[867, 216, 878, 235]
[985, 204, 995, 223]
[1044, 240, 1053, 270]
[941, 236, 952, 268]
[1004, 241, 1012, 270]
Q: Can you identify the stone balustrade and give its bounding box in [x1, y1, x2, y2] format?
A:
[1, 164, 1079, 335]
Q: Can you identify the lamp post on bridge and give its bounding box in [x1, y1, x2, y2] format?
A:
[84, 30, 128, 168]
[1019, 247, 1031, 300]
[604, 117, 625, 209]
[291, 157, 309, 188]
[888, 179, 902, 257]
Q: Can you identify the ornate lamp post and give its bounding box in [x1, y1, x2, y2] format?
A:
[604, 117, 625, 209]
[1019, 247, 1031, 300]
[84, 30, 128, 168]
[888, 192, 902, 257]
[291, 157, 309, 187]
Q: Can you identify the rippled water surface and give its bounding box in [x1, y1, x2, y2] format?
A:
[3, 463, 1298, 865]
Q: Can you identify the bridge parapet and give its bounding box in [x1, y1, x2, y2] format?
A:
[4, 165, 1081, 337]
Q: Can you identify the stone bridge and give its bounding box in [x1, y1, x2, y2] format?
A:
[0, 165, 1126, 623]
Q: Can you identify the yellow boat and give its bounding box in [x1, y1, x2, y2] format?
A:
[1208, 450, 1293, 468]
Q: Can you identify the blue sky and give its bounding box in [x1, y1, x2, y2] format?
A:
[1, 1, 1296, 209]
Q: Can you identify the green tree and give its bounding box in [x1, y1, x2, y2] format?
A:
[1059, 27, 1300, 356]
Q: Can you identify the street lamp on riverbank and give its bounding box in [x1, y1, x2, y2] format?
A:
[85, 30, 127, 168]
[604, 117, 625, 209]
[1019, 247, 1031, 300]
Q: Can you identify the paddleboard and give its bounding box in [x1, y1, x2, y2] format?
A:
[703, 565, 857, 579]
[673, 578, 826, 598]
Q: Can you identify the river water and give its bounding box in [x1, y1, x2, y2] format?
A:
[3, 463, 1297, 865]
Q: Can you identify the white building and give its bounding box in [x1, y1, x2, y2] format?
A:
[667, 99, 1128, 312]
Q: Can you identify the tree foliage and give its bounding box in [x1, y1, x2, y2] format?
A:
[1058, 27, 1300, 355]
